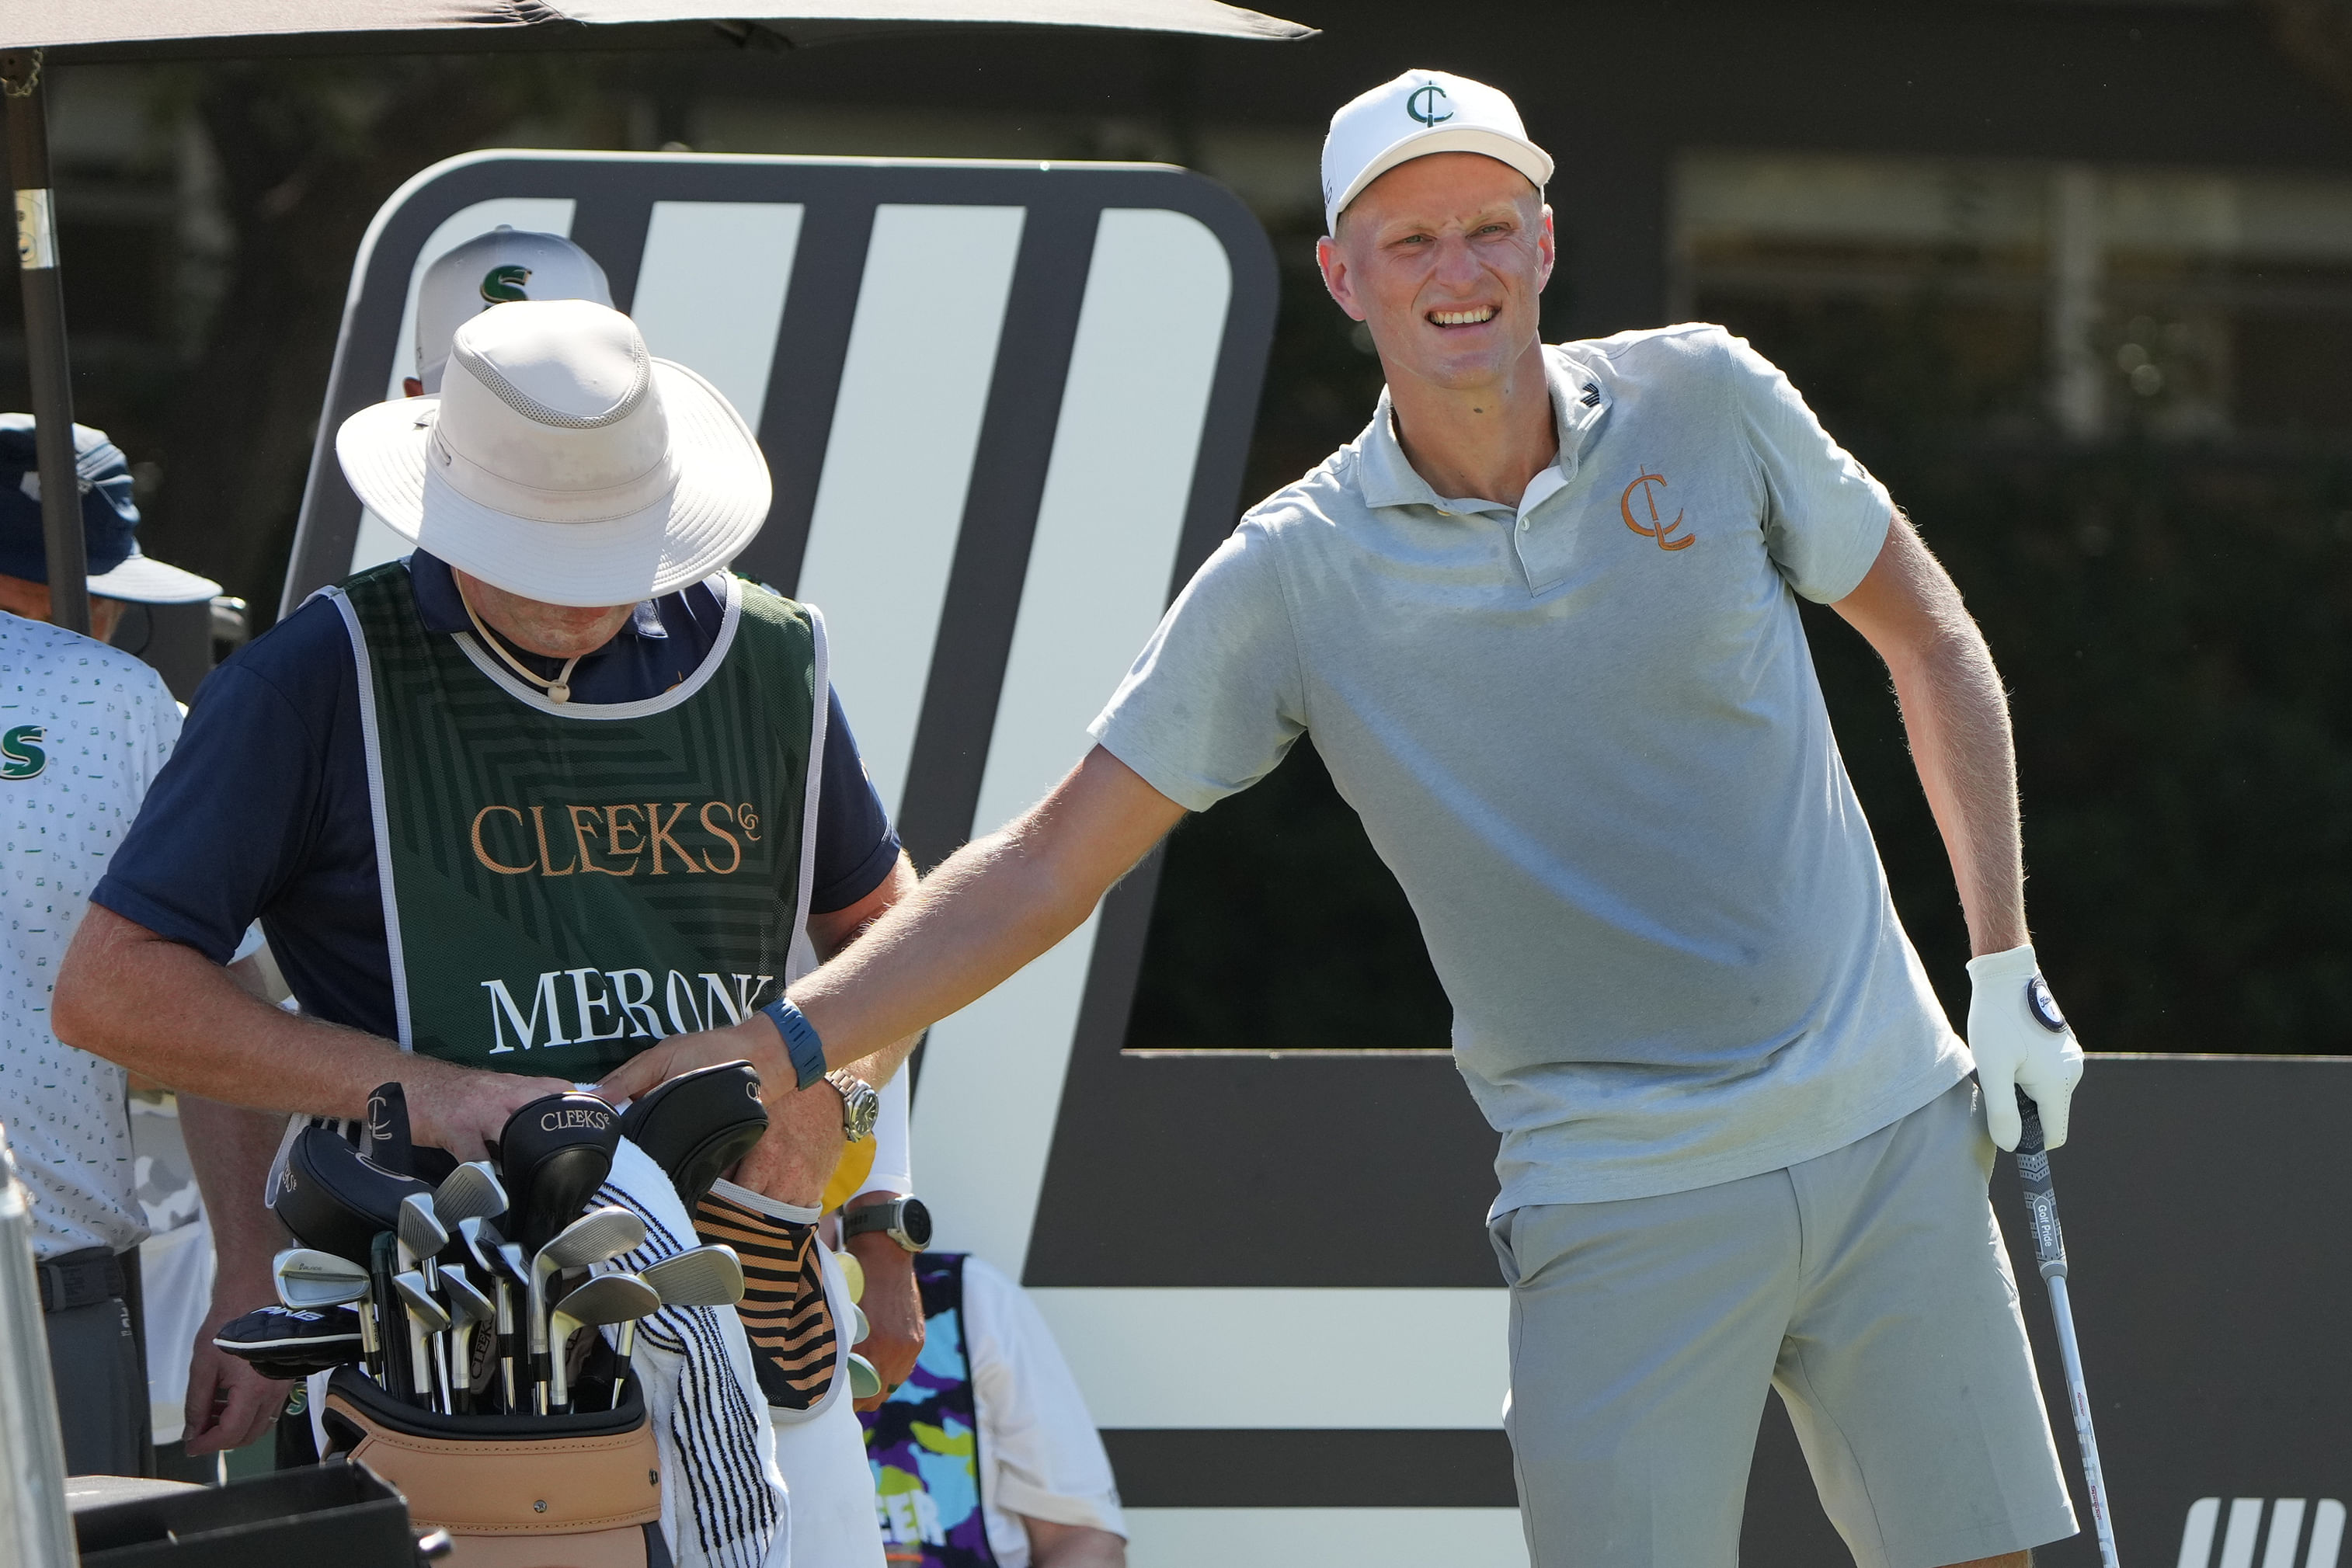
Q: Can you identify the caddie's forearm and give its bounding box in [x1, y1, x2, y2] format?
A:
[57, 904, 433, 1120]
[1888, 624, 2027, 957]
[179, 1095, 291, 1292]
[792, 824, 1101, 1069]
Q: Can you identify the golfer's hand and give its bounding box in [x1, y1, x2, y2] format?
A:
[1967, 944, 2085, 1152]
[845, 1219, 924, 1411]
[597, 1019, 779, 1109]
[403, 1062, 575, 1163]
[183, 1282, 291, 1455]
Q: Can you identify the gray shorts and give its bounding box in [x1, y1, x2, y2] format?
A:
[1490, 1078, 2077, 1568]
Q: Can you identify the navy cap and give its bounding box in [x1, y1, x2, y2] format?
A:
[0, 415, 219, 603]
[0, 413, 138, 582]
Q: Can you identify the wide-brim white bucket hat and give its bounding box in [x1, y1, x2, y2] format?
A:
[336, 297, 769, 607]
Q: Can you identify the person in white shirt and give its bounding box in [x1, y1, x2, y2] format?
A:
[0, 415, 217, 1474]
[861, 1251, 1126, 1568]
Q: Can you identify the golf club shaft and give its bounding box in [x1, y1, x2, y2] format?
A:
[496, 1280, 517, 1413]
[2014, 1090, 2121, 1568]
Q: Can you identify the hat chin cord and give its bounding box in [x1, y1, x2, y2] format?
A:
[460, 587, 585, 704]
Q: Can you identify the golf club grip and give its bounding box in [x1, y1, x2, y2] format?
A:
[2012, 1087, 2068, 1281]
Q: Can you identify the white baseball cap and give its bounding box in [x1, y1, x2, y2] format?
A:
[414, 227, 613, 393]
[1320, 70, 1554, 235]
[338, 299, 771, 607]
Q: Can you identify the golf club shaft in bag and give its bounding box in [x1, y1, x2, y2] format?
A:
[2013, 1087, 2121, 1568]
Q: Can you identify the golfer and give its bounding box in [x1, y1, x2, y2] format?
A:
[607, 68, 2089, 1568]
[54, 300, 917, 1559]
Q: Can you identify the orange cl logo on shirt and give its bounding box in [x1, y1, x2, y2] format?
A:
[1621, 468, 1695, 551]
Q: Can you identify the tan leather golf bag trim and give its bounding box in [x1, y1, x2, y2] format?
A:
[325, 1375, 662, 1566]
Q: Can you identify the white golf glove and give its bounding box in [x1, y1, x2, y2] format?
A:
[1966, 943, 2084, 1153]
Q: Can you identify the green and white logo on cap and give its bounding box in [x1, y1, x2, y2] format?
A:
[481, 264, 533, 304]
[1407, 82, 1454, 127]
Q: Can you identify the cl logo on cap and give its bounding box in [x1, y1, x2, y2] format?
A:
[1407, 82, 1454, 127]
[481, 264, 533, 305]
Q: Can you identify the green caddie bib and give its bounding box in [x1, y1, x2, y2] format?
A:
[329, 562, 823, 1078]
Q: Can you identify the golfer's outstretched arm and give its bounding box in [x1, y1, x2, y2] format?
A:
[1832, 513, 2026, 957]
[601, 746, 1187, 1100]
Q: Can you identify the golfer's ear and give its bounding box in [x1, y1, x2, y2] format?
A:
[1317, 234, 1364, 319]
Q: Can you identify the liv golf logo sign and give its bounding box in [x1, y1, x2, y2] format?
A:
[2180, 1498, 2346, 1568]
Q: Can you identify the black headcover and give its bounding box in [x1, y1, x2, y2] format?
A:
[497, 1092, 622, 1253]
[214, 1304, 364, 1380]
[618, 1060, 768, 1208]
[273, 1124, 433, 1264]
[361, 1082, 411, 1175]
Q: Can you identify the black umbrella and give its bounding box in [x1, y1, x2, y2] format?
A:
[1, 0, 1310, 633]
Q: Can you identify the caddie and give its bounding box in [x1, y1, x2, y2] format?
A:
[54, 297, 920, 1548]
[604, 69, 2089, 1568]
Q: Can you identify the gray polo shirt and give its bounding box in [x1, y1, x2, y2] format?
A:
[1090, 323, 1969, 1211]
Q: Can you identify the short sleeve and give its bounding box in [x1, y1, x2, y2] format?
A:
[92, 610, 344, 965]
[964, 1257, 1126, 1545]
[1718, 331, 1894, 603]
[1087, 525, 1307, 813]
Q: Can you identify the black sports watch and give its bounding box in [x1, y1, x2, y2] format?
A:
[841, 1195, 932, 1253]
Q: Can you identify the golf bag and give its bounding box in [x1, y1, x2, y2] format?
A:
[321, 1349, 670, 1568]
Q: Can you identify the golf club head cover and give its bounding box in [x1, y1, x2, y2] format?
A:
[273, 1124, 434, 1264]
[214, 1303, 366, 1379]
[363, 1081, 412, 1175]
[619, 1059, 768, 1208]
[498, 1091, 622, 1253]
[692, 1182, 835, 1411]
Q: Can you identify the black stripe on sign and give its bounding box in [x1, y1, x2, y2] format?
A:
[1101, 1429, 1519, 1508]
[892, 200, 1101, 873]
[738, 200, 880, 596]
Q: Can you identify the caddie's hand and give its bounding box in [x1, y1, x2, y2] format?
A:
[597, 1018, 778, 1110]
[183, 1282, 291, 1455]
[844, 1213, 924, 1410]
[1967, 943, 2085, 1153]
[403, 1061, 575, 1163]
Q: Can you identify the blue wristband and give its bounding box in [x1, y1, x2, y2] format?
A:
[760, 996, 829, 1091]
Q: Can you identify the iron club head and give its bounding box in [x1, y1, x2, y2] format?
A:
[395, 1191, 448, 1274]
[393, 1271, 451, 1335]
[548, 1271, 659, 1410]
[273, 1247, 371, 1310]
[434, 1160, 507, 1229]
[638, 1244, 745, 1309]
[526, 1205, 645, 1412]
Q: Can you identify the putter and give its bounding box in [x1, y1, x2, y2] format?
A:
[612, 1244, 748, 1409]
[527, 1206, 645, 1414]
[2013, 1090, 2121, 1568]
[395, 1191, 451, 1409]
[498, 1091, 621, 1253]
[393, 1271, 451, 1410]
[440, 1264, 496, 1413]
[547, 1271, 659, 1413]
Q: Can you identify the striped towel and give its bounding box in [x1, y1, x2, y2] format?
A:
[597, 1142, 792, 1568]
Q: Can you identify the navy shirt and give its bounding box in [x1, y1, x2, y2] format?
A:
[93, 553, 899, 1041]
